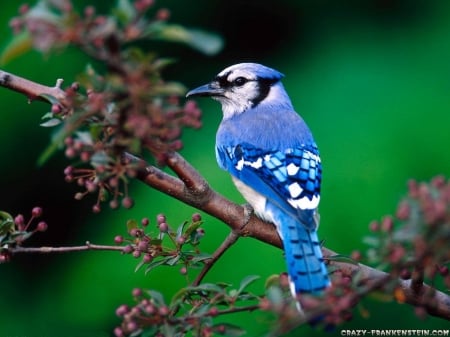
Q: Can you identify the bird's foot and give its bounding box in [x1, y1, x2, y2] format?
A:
[240, 203, 254, 230]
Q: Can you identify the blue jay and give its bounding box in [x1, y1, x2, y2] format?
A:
[186, 63, 330, 298]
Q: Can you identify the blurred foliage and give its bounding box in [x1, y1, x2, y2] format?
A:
[0, 0, 449, 336]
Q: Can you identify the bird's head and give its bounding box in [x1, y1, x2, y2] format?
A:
[186, 63, 292, 119]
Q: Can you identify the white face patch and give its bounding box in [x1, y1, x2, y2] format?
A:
[214, 68, 266, 118]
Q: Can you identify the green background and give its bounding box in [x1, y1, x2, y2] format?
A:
[0, 0, 449, 336]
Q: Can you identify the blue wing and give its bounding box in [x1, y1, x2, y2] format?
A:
[216, 142, 330, 293]
[216, 142, 322, 230]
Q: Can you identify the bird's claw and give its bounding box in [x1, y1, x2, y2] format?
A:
[240, 203, 254, 230]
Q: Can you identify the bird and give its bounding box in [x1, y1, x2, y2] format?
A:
[186, 62, 330, 299]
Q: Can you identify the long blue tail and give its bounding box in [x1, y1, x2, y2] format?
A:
[271, 209, 330, 294]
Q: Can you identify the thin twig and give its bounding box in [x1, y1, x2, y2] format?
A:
[10, 241, 124, 254]
[192, 231, 240, 286]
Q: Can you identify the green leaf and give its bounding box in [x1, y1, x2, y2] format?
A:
[183, 28, 224, 56]
[266, 286, 284, 306]
[363, 235, 380, 247]
[144, 22, 223, 56]
[134, 259, 145, 273]
[126, 219, 138, 232]
[74, 131, 94, 145]
[113, 0, 136, 24]
[212, 323, 246, 337]
[144, 256, 170, 274]
[184, 220, 203, 238]
[0, 31, 33, 65]
[0, 211, 14, 236]
[188, 283, 226, 294]
[176, 221, 187, 241]
[149, 238, 162, 246]
[152, 82, 187, 96]
[170, 287, 188, 306]
[90, 151, 112, 167]
[146, 289, 166, 306]
[264, 274, 281, 289]
[37, 124, 69, 166]
[189, 253, 211, 264]
[40, 118, 62, 127]
[38, 93, 60, 106]
[165, 254, 181, 266]
[237, 275, 260, 294]
[26, 0, 61, 25]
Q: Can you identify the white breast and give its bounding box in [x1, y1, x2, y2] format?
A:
[231, 177, 284, 240]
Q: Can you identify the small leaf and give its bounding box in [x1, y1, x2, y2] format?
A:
[176, 221, 187, 240]
[144, 22, 223, 55]
[90, 151, 112, 167]
[149, 238, 162, 246]
[183, 28, 224, 56]
[144, 257, 171, 274]
[41, 112, 54, 120]
[188, 283, 226, 294]
[0, 31, 33, 65]
[26, 0, 61, 25]
[165, 254, 180, 266]
[126, 219, 138, 232]
[266, 286, 284, 306]
[161, 323, 176, 337]
[74, 131, 94, 145]
[152, 82, 187, 96]
[184, 220, 203, 238]
[363, 235, 380, 247]
[40, 118, 62, 127]
[0, 212, 14, 236]
[114, 0, 136, 24]
[190, 253, 211, 264]
[237, 275, 260, 294]
[152, 58, 177, 71]
[37, 127, 66, 166]
[38, 93, 60, 106]
[134, 259, 145, 273]
[264, 274, 280, 289]
[146, 289, 166, 306]
[170, 287, 188, 306]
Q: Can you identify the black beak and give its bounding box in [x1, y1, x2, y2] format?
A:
[186, 83, 225, 98]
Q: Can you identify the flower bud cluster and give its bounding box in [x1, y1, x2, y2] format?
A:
[0, 207, 48, 263]
[9, 0, 204, 211]
[114, 213, 206, 276]
[364, 176, 450, 318]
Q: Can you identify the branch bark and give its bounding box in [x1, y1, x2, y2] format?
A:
[0, 69, 68, 107]
[11, 241, 124, 254]
[2, 69, 449, 321]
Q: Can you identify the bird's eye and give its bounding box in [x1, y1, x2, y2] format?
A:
[233, 77, 248, 86]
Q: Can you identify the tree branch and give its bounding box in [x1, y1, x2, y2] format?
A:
[1, 69, 449, 321]
[192, 230, 240, 286]
[0, 69, 68, 107]
[10, 241, 124, 254]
